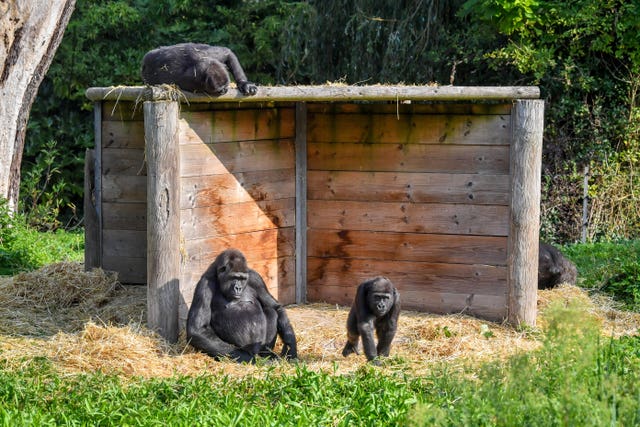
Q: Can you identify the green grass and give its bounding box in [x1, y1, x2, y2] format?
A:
[2, 210, 640, 425]
[0, 362, 422, 426]
[564, 240, 640, 309]
[0, 202, 83, 276]
[1, 303, 639, 426]
[407, 301, 640, 426]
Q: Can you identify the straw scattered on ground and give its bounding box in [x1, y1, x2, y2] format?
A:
[0, 262, 638, 379]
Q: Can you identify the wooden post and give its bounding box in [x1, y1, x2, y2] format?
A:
[144, 100, 180, 342]
[508, 99, 544, 327]
[83, 148, 99, 270]
[295, 102, 308, 304]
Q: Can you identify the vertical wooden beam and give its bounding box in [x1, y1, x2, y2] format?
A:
[508, 99, 544, 327]
[83, 148, 99, 270]
[93, 102, 103, 268]
[144, 100, 180, 342]
[295, 102, 308, 304]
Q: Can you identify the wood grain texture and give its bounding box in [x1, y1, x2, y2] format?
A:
[307, 229, 507, 266]
[144, 100, 180, 342]
[180, 169, 294, 209]
[307, 112, 510, 145]
[179, 139, 295, 177]
[180, 108, 295, 143]
[508, 100, 544, 327]
[180, 198, 295, 239]
[308, 142, 509, 174]
[308, 171, 509, 205]
[86, 85, 540, 103]
[308, 200, 509, 236]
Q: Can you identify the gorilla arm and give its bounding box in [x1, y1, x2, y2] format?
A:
[214, 46, 258, 95]
[353, 281, 379, 361]
[248, 270, 298, 359]
[186, 276, 254, 363]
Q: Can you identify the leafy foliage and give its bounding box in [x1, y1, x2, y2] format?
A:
[408, 302, 640, 426]
[0, 199, 83, 276]
[564, 240, 640, 309]
[22, 0, 640, 240]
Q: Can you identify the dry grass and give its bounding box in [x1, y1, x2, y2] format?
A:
[1, 262, 638, 379]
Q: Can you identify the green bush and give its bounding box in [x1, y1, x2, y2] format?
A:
[0, 198, 83, 276]
[408, 301, 640, 426]
[564, 240, 640, 309]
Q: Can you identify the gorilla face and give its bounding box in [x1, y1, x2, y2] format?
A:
[368, 290, 393, 317]
[204, 62, 230, 96]
[219, 270, 249, 300]
[216, 251, 250, 300]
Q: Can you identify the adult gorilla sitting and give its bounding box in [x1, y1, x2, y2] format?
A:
[187, 249, 297, 363]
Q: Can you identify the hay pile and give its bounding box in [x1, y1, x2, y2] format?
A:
[1, 262, 638, 378]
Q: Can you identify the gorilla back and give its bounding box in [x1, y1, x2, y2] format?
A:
[141, 43, 258, 96]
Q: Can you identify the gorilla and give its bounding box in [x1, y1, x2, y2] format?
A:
[186, 249, 297, 363]
[538, 242, 578, 289]
[342, 276, 400, 364]
[141, 43, 258, 96]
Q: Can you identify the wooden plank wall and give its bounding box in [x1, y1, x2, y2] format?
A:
[306, 103, 512, 320]
[100, 101, 147, 283]
[177, 103, 297, 323]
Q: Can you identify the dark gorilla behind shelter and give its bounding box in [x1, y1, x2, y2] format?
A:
[186, 249, 297, 363]
[538, 242, 578, 289]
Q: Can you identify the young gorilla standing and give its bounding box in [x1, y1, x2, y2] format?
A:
[342, 276, 400, 364]
[141, 43, 258, 96]
[187, 249, 297, 363]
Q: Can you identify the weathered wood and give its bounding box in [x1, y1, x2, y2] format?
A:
[308, 143, 509, 175]
[308, 200, 509, 236]
[102, 101, 144, 121]
[180, 108, 295, 143]
[508, 100, 544, 327]
[84, 149, 99, 270]
[307, 229, 507, 266]
[307, 113, 511, 145]
[102, 202, 146, 231]
[308, 171, 509, 205]
[307, 258, 507, 295]
[101, 255, 146, 284]
[183, 228, 295, 267]
[180, 169, 295, 209]
[307, 285, 506, 321]
[144, 100, 180, 342]
[102, 175, 147, 203]
[102, 148, 146, 176]
[102, 120, 145, 148]
[307, 102, 512, 115]
[179, 139, 295, 177]
[86, 85, 541, 103]
[94, 102, 103, 268]
[295, 102, 307, 304]
[102, 230, 146, 258]
[180, 198, 295, 239]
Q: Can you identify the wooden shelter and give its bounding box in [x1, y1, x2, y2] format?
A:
[85, 85, 544, 342]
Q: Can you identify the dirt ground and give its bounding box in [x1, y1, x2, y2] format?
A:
[1, 262, 638, 378]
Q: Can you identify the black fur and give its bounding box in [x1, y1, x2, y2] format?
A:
[342, 276, 400, 364]
[141, 43, 258, 96]
[186, 249, 296, 363]
[538, 242, 578, 289]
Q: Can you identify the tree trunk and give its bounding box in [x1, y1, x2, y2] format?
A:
[0, 0, 76, 212]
